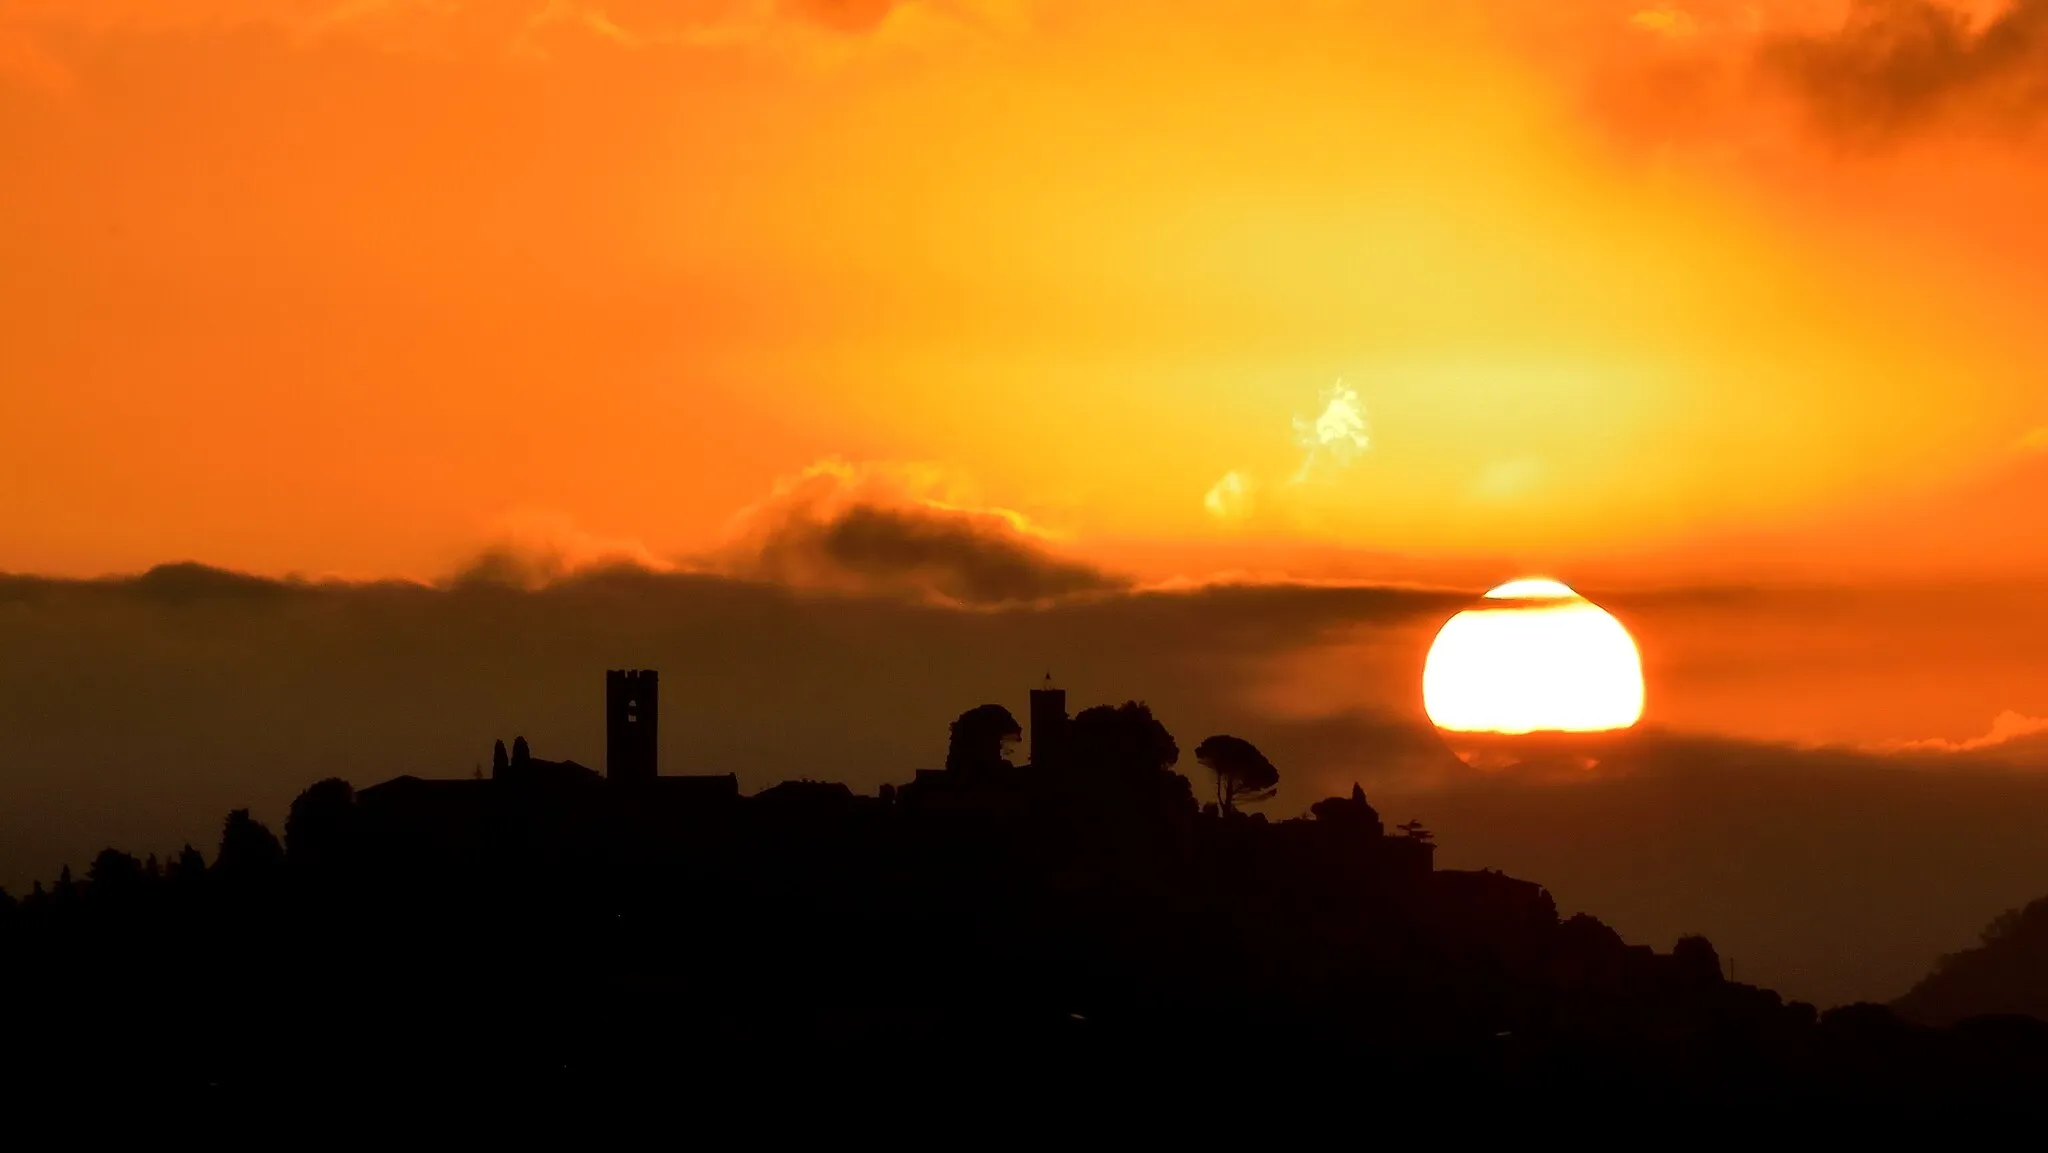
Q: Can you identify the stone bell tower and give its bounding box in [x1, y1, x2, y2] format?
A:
[605, 669, 658, 783]
[1029, 672, 1069, 771]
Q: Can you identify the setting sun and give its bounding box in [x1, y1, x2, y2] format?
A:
[1422, 578, 1645, 735]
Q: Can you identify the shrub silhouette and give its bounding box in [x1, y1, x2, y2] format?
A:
[946, 704, 1022, 773]
[88, 848, 147, 898]
[171, 844, 206, 881]
[215, 808, 284, 876]
[1070, 701, 1178, 776]
[285, 778, 358, 866]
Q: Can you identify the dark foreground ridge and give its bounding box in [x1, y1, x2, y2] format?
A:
[4, 672, 2045, 1116]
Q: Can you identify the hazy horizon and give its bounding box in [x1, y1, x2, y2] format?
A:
[6, 552, 2047, 1008]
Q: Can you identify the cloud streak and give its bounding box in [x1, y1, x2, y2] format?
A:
[0, 0, 927, 87]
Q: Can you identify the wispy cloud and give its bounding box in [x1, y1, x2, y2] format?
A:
[1202, 379, 1374, 522]
[1289, 380, 1371, 484]
[1202, 470, 1256, 523]
[1881, 710, 2048, 755]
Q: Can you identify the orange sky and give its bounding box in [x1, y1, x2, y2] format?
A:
[3, 0, 2047, 583]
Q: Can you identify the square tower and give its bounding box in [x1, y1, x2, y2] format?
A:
[1029, 674, 1068, 771]
[606, 669, 659, 783]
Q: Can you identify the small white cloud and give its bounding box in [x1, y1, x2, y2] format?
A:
[1204, 470, 1256, 521]
[1289, 381, 1370, 483]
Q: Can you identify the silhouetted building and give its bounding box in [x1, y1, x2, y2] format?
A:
[646, 773, 741, 804]
[1428, 868, 1556, 957]
[754, 779, 858, 809]
[1029, 673, 1068, 771]
[493, 754, 602, 787]
[607, 669, 659, 783]
[357, 671, 737, 856]
[489, 732, 601, 786]
[1310, 783, 1385, 837]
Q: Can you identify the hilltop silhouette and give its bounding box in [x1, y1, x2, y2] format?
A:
[2, 670, 2045, 1115]
[1894, 897, 2048, 1027]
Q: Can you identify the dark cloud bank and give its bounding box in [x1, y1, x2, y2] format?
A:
[1766, 0, 2048, 142]
[4, 544, 2048, 1007]
[721, 499, 1126, 606]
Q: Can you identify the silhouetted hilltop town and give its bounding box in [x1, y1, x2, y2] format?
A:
[4, 669, 2047, 1113]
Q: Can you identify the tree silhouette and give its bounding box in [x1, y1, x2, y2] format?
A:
[512, 736, 531, 768]
[88, 848, 147, 898]
[1194, 734, 1280, 811]
[1070, 701, 1179, 776]
[1396, 819, 1434, 844]
[946, 704, 1023, 772]
[215, 809, 284, 876]
[1672, 935, 1724, 985]
[285, 778, 357, 866]
[171, 844, 206, 881]
[1979, 906, 2024, 947]
[493, 739, 509, 777]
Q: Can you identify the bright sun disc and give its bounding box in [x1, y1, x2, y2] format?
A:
[1423, 578, 1644, 735]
